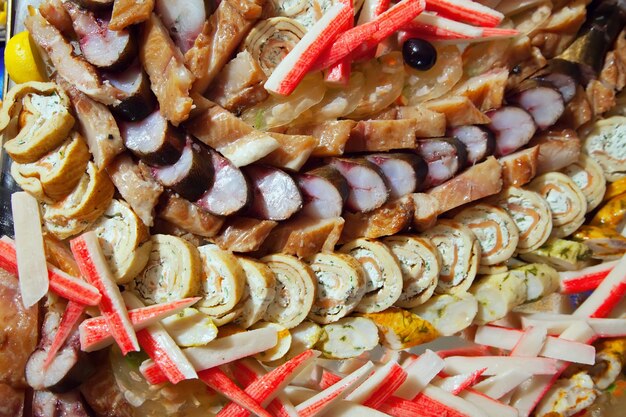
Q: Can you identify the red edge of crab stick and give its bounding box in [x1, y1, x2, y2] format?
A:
[560, 260, 618, 294]
[265, 3, 352, 95]
[268, 395, 299, 417]
[438, 368, 487, 395]
[44, 300, 85, 368]
[396, 349, 445, 400]
[510, 326, 548, 358]
[325, 0, 353, 85]
[361, 363, 408, 409]
[425, 0, 503, 28]
[574, 253, 626, 318]
[0, 238, 101, 306]
[402, 12, 482, 40]
[319, 369, 342, 390]
[381, 385, 487, 417]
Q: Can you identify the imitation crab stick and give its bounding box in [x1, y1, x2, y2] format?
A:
[395, 349, 444, 399]
[472, 369, 532, 399]
[0, 238, 101, 306]
[560, 260, 618, 293]
[459, 390, 518, 417]
[437, 368, 487, 395]
[403, 13, 483, 40]
[424, 0, 503, 27]
[381, 385, 488, 417]
[574, 254, 626, 318]
[351, 361, 407, 408]
[520, 313, 626, 338]
[325, 0, 354, 85]
[509, 326, 548, 358]
[444, 356, 558, 376]
[70, 231, 139, 354]
[44, 300, 85, 368]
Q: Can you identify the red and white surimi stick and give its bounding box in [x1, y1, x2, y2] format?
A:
[473, 369, 532, 399]
[437, 368, 487, 395]
[403, 12, 483, 40]
[395, 349, 445, 400]
[296, 362, 374, 417]
[44, 300, 85, 368]
[382, 385, 488, 417]
[425, 0, 503, 27]
[268, 394, 300, 417]
[70, 232, 138, 354]
[79, 297, 200, 352]
[436, 345, 492, 359]
[560, 261, 618, 294]
[357, 362, 407, 409]
[510, 326, 547, 357]
[460, 390, 518, 417]
[325, 0, 353, 84]
[444, 356, 558, 376]
[521, 312, 626, 338]
[574, 254, 626, 318]
[480, 27, 519, 38]
[265, 3, 351, 95]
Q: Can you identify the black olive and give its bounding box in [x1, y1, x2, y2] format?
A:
[402, 38, 437, 71]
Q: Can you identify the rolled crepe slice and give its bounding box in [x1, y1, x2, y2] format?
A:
[469, 271, 528, 325]
[582, 116, 626, 182]
[519, 239, 592, 271]
[304, 253, 366, 324]
[316, 317, 379, 359]
[491, 186, 553, 253]
[454, 204, 520, 266]
[196, 245, 246, 323]
[130, 234, 202, 304]
[339, 239, 403, 313]
[262, 254, 317, 329]
[232, 258, 277, 329]
[382, 235, 441, 308]
[252, 322, 292, 363]
[421, 220, 481, 295]
[512, 263, 560, 302]
[527, 172, 587, 239]
[562, 155, 607, 212]
[89, 199, 152, 284]
[572, 225, 626, 261]
[410, 292, 477, 337]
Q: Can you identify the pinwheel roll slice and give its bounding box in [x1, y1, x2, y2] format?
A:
[527, 172, 588, 239]
[562, 155, 607, 213]
[196, 245, 246, 323]
[454, 204, 520, 266]
[421, 220, 481, 295]
[339, 239, 403, 313]
[469, 271, 528, 325]
[411, 292, 478, 337]
[316, 317, 380, 359]
[89, 199, 152, 284]
[304, 253, 366, 325]
[582, 116, 626, 182]
[512, 263, 560, 302]
[262, 254, 317, 329]
[491, 187, 553, 254]
[130, 234, 202, 304]
[232, 258, 277, 329]
[382, 235, 441, 309]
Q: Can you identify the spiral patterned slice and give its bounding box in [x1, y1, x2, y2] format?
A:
[304, 253, 366, 324]
[131, 234, 202, 304]
[382, 235, 441, 309]
[262, 254, 317, 329]
[232, 258, 277, 329]
[339, 239, 403, 313]
[562, 155, 607, 213]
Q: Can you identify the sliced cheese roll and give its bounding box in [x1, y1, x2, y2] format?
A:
[512, 263, 559, 302]
[491, 187, 553, 253]
[131, 234, 202, 304]
[519, 239, 592, 271]
[90, 199, 152, 284]
[421, 220, 481, 295]
[196, 244, 246, 324]
[252, 322, 292, 363]
[262, 254, 317, 329]
[339, 239, 403, 313]
[527, 172, 587, 239]
[232, 258, 277, 329]
[411, 292, 477, 337]
[382, 235, 441, 308]
[317, 317, 379, 359]
[582, 116, 626, 182]
[469, 271, 528, 325]
[454, 204, 520, 266]
[304, 253, 366, 324]
[562, 155, 607, 213]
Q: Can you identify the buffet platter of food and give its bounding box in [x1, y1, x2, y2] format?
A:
[2, 0, 626, 416]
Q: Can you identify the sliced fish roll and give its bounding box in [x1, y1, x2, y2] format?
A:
[469, 271, 528, 325]
[232, 258, 277, 329]
[362, 308, 439, 350]
[329, 158, 390, 213]
[527, 172, 587, 239]
[262, 254, 317, 329]
[382, 235, 441, 308]
[244, 165, 303, 221]
[421, 220, 481, 295]
[491, 187, 553, 253]
[562, 155, 607, 213]
[364, 153, 428, 199]
[130, 234, 201, 304]
[416, 137, 468, 189]
[304, 253, 366, 324]
[411, 292, 478, 337]
[582, 116, 626, 182]
[454, 204, 520, 266]
[512, 263, 560, 302]
[316, 317, 379, 359]
[295, 166, 349, 219]
[449, 125, 496, 166]
[339, 239, 403, 313]
[196, 244, 246, 324]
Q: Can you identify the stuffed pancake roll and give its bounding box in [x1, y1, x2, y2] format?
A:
[469, 271, 528, 325]
[130, 234, 201, 304]
[411, 292, 478, 337]
[572, 225, 626, 261]
[304, 253, 366, 324]
[527, 172, 587, 239]
[339, 239, 403, 313]
[382, 235, 441, 308]
[562, 155, 607, 213]
[454, 204, 520, 266]
[262, 254, 317, 329]
[512, 263, 560, 303]
[582, 116, 626, 182]
[316, 317, 379, 359]
[519, 239, 592, 271]
[231, 258, 277, 329]
[491, 187, 553, 253]
[421, 220, 481, 295]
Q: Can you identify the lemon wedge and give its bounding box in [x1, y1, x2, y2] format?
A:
[5, 31, 47, 84]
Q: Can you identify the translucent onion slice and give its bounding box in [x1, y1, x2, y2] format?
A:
[231, 258, 277, 329]
[303, 72, 366, 123]
[403, 45, 463, 105]
[562, 155, 607, 213]
[317, 317, 379, 359]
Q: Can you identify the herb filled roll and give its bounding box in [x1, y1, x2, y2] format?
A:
[231, 258, 277, 329]
[582, 116, 626, 182]
[470, 271, 528, 324]
[512, 263, 560, 302]
[411, 292, 478, 337]
[316, 317, 380, 359]
[562, 155, 607, 213]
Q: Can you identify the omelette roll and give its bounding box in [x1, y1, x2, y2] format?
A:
[519, 239, 592, 271]
[339, 239, 403, 313]
[591, 193, 626, 231]
[362, 307, 438, 350]
[491, 187, 553, 253]
[382, 235, 441, 308]
[527, 172, 587, 239]
[130, 234, 201, 304]
[562, 155, 607, 213]
[469, 271, 528, 325]
[317, 317, 380, 359]
[411, 292, 478, 337]
[573, 225, 626, 261]
[582, 116, 626, 182]
[513, 263, 560, 302]
[262, 254, 317, 329]
[454, 204, 520, 266]
[304, 253, 366, 324]
[421, 220, 481, 295]
[232, 258, 277, 329]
